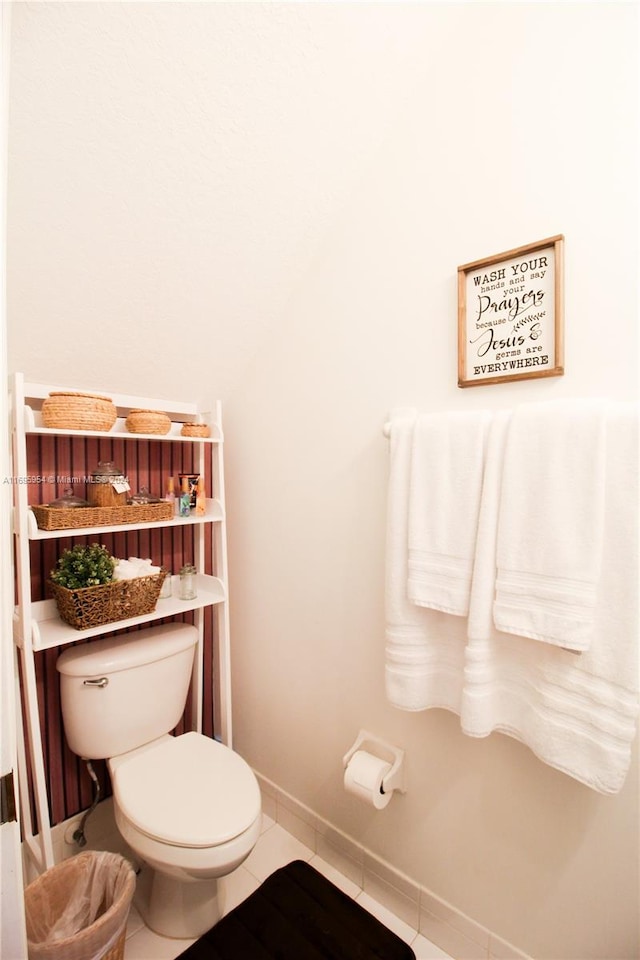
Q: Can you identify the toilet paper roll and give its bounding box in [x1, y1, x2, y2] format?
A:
[344, 750, 392, 809]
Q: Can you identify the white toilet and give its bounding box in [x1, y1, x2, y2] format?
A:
[56, 622, 262, 939]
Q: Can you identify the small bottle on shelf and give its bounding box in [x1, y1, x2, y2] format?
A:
[165, 476, 176, 513]
[195, 476, 206, 516]
[179, 476, 191, 517]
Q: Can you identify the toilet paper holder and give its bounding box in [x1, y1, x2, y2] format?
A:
[343, 729, 406, 796]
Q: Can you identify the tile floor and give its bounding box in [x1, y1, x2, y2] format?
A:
[123, 814, 453, 960]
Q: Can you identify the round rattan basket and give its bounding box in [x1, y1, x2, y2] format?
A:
[180, 422, 211, 438]
[42, 392, 117, 432]
[125, 408, 171, 435]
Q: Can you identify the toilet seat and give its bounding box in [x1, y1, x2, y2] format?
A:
[110, 732, 261, 849]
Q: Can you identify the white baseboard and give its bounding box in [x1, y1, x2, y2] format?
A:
[254, 771, 531, 960]
[46, 776, 531, 960]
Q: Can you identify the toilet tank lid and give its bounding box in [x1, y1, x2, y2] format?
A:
[56, 623, 198, 677]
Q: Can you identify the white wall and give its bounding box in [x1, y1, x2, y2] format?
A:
[7, 3, 638, 959]
[7, 0, 438, 402]
[223, 5, 639, 959]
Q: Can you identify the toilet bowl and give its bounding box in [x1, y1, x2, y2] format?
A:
[110, 732, 262, 938]
[56, 623, 262, 940]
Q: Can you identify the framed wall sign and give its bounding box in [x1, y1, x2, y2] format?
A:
[457, 235, 564, 388]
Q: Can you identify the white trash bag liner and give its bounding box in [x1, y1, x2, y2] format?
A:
[25, 851, 136, 960]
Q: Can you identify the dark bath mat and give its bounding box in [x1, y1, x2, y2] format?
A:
[175, 859, 416, 960]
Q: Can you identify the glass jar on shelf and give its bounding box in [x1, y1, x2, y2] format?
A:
[179, 564, 197, 600]
[88, 460, 130, 507]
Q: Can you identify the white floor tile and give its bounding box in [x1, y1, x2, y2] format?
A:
[411, 931, 456, 959]
[220, 864, 260, 916]
[243, 821, 314, 883]
[260, 811, 275, 833]
[356, 890, 418, 946]
[123, 822, 454, 960]
[125, 903, 145, 940]
[309, 854, 361, 899]
[124, 924, 194, 960]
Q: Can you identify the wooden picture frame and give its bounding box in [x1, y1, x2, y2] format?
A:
[457, 235, 564, 388]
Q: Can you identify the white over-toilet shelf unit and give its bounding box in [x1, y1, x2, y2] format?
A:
[10, 373, 232, 878]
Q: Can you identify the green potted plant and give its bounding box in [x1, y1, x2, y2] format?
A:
[50, 543, 115, 590]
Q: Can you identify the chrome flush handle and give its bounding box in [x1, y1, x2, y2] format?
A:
[83, 677, 109, 688]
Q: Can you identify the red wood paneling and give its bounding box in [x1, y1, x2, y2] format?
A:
[23, 437, 217, 826]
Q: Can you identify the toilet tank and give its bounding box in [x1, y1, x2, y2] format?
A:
[56, 623, 198, 760]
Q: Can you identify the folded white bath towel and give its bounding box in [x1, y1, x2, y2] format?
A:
[113, 557, 161, 581]
[462, 403, 639, 794]
[385, 410, 467, 712]
[408, 410, 489, 617]
[493, 399, 607, 652]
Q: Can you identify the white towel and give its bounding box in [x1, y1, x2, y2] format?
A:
[493, 400, 607, 652]
[408, 410, 489, 617]
[462, 403, 639, 794]
[385, 410, 467, 712]
[113, 557, 161, 580]
[408, 411, 489, 617]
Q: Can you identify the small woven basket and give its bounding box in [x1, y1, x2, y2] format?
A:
[126, 408, 171, 435]
[31, 501, 174, 531]
[181, 422, 211, 438]
[24, 851, 135, 960]
[49, 569, 168, 630]
[42, 392, 117, 432]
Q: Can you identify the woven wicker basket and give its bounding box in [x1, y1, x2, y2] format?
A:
[181, 422, 211, 438]
[49, 569, 168, 630]
[125, 408, 171, 435]
[24, 851, 135, 960]
[42, 392, 117, 432]
[31, 501, 174, 531]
